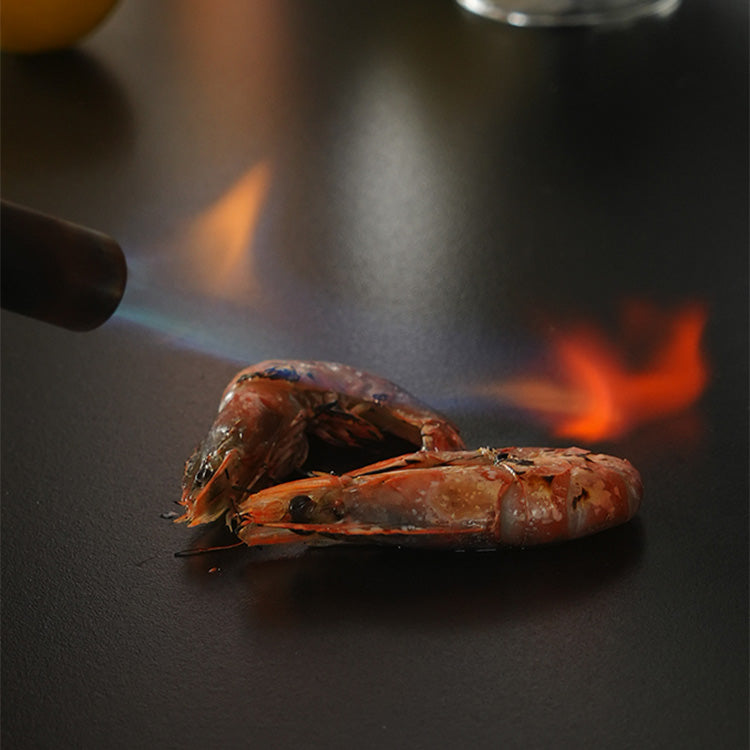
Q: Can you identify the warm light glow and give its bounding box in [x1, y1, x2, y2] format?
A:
[483, 301, 709, 441]
[183, 160, 271, 299]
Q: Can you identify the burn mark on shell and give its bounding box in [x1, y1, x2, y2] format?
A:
[315, 400, 339, 414]
[263, 366, 300, 381]
[572, 488, 589, 510]
[239, 366, 301, 384]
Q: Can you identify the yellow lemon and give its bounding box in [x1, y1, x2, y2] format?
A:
[1, 0, 119, 53]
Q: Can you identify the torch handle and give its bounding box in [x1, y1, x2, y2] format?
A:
[1, 200, 127, 331]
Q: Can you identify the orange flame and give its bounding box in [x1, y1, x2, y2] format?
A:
[485, 302, 709, 442]
[182, 160, 272, 299]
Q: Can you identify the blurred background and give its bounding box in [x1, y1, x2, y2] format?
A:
[1, 1, 747, 748]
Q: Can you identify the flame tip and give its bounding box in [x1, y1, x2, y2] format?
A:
[482, 300, 709, 442]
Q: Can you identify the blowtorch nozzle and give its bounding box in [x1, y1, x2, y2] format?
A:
[1, 200, 127, 331]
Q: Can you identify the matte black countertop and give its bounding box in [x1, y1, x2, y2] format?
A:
[2, 1, 747, 747]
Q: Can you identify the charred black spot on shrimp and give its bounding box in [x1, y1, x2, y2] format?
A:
[262, 366, 300, 382]
[314, 400, 342, 416]
[238, 366, 301, 384]
[288, 494, 317, 523]
[572, 488, 589, 510]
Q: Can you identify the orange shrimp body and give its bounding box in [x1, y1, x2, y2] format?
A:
[233, 447, 643, 549]
[179, 361, 464, 526]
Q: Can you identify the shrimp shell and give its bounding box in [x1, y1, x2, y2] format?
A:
[233, 447, 643, 549]
[179, 360, 464, 526]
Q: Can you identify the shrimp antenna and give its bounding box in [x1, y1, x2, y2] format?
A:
[174, 541, 245, 558]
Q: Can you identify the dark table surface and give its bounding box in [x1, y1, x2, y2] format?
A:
[2, 1, 747, 747]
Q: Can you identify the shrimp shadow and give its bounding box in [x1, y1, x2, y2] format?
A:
[179, 518, 645, 629]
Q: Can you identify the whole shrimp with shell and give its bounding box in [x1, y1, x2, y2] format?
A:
[179, 359, 643, 551]
[179, 360, 464, 526]
[231, 447, 642, 549]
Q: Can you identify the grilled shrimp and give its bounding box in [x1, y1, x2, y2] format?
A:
[231, 448, 643, 549]
[179, 360, 464, 526]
